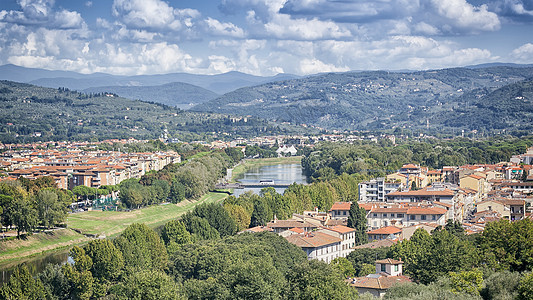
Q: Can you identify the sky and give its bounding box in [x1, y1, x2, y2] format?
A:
[0, 0, 532, 76]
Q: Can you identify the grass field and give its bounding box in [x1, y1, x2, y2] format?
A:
[0, 192, 228, 264]
[67, 192, 228, 237]
[231, 156, 302, 181]
[0, 229, 88, 263]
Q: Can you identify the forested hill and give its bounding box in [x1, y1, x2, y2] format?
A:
[192, 66, 533, 134]
[0, 81, 303, 143]
[83, 82, 219, 110]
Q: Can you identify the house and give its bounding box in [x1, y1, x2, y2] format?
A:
[476, 198, 526, 221]
[285, 232, 342, 263]
[365, 202, 448, 230]
[317, 225, 356, 257]
[329, 202, 352, 219]
[367, 226, 402, 241]
[348, 259, 411, 298]
[266, 219, 318, 233]
[386, 187, 456, 203]
[460, 174, 489, 197]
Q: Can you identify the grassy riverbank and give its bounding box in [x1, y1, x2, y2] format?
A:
[0, 192, 228, 264]
[231, 156, 302, 181]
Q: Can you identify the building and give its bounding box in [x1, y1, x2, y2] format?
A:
[329, 202, 352, 219]
[367, 226, 402, 241]
[266, 219, 318, 233]
[285, 232, 342, 263]
[359, 178, 403, 202]
[349, 259, 410, 298]
[317, 225, 357, 258]
[476, 198, 526, 221]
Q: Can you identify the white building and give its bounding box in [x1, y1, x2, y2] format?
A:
[359, 178, 403, 202]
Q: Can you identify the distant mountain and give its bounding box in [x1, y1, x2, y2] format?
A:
[0, 80, 306, 143]
[466, 62, 533, 69]
[83, 82, 219, 110]
[0, 64, 300, 94]
[193, 66, 533, 134]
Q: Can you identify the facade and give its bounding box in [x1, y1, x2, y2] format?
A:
[349, 259, 410, 298]
[285, 232, 342, 263]
[359, 178, 403, 202]
[317, 225, 356, 257]
[367, 226, 402, 241]
[329, 202, 352, 219]
[476, 199, 526, 221]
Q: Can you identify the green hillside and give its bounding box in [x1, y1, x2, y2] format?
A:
[193, 67, 533, 134]
[0, 81, 304, 143]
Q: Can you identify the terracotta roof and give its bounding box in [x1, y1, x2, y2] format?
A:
[371, 207, 408, 213]
[387, 188, 455, 197]
[406, 207, 447, 215]
[376, 258, 403, 264]
[349, 275, 411, 290]
[354, 239, 398, 249]
[401, 164, 419, 169]
[466, 174, 484, 180]
[266, 220, 318, 229]
[325, 225, 356, 234]
[289, 227, 305, 233]
[367, 226, 402, 235]
[329, 202, 351, 211]
[285, 232, 341, 248]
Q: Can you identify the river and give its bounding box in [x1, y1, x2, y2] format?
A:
[232, 162, 308, 197]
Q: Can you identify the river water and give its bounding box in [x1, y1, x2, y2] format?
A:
[232, 163, 308, 197]
[0, 163, 308, 285]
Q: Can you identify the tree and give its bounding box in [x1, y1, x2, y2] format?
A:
[224, 203, 251, 231]
[448, 270, 483, 296]
[84, 239, 124, 281]
[11, 197, 38, 237]
[331, 257, 356, 278]
[0, 265, 46, 300]
[169, 179, 185, 203]
[185, 203, 237, 237]
[480, 271, 521, 300]
[113, 223, 168, 272]
[517, 272, 533, 300]
[346, 247, 388, 276]
[36, 189, 65, 228]
[286, 260, 358, 300]
[61, 246, 94, 300]
[161, 220, 194, 253]
[347, 201, 368, 245]
[38, 264, 71, 300]
[250, 198, 272, 227]
[181, 215, 220, 240]
[111, 270, 184, 300]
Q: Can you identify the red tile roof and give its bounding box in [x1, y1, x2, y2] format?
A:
[329, 202, 351, 211]
[367, 226, 402, 235]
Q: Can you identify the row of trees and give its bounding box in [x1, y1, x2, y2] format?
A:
[0, 177, 74, 236]
[301, 136, 533, 181]
[118, 148, 243, 209]
[0, 223, 358, 300]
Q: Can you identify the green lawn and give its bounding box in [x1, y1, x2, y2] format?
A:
[0, 229, 88, 263]
[67, 192, 228, 237]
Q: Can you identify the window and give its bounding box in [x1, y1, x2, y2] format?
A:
[432, 215, 436, 220]
[343, 211, 347, 215]
[390, 213, 395, 217]
[381, 264, 386, 272]
[397, 214, 404, 218]
[373, 213, 377, 217]
[421, 215, 426, 220]
[383, 213, 387, 217]
[394, 265, 399, 272]
[410, 215, 415, 220]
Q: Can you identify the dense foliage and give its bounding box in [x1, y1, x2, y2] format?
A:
[0, 177, 73, 236]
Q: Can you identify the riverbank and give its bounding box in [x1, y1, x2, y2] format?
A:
[0, 191, 228, 264]
[231, 156, 302, 182]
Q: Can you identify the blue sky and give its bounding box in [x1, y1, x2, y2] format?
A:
[1, 0, 532, 76]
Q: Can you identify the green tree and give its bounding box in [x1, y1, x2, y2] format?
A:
[11, 197, 38, 237]
[223, 203, 251, 231]
[114, 223, 168, 272]
[286, 260, 358, 300]
[448, 270, 483, 296]
[346, 247, 388, 276]
[62, 246, 94, 300]
[185, 203, 237, 237]
[517, 272, 533, 300]
[347, 201, 368, 245]
[250, 198, 272, 227]
[84, 239, 124, 281]
[181, 215, 220, 240]
[36, 189, 66, 228]
[169, 179, 186, 203]
[38, 264, 71, 300]
[161, 219, 194, 253]
[0, 265, 46, 300]
[331, 257, 356, 278]
[111, 270, 184, 300]
[480, 271, 521, 300]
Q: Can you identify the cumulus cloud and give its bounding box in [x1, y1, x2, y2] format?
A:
[511, 43, 533, 61]
[0, 0, 85, 29]
[489, 0, 533, 22]
[112, 0, 181, 30]
[205, 17, 245, 37]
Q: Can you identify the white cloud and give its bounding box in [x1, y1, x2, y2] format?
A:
[112, 0, 183, 30]
[0, 0, 85, 29]
[511, 43, 533, 61]
[205, 18, 245, 38]
[431, 0, 500, 33]
[299, 58, 349, 74]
